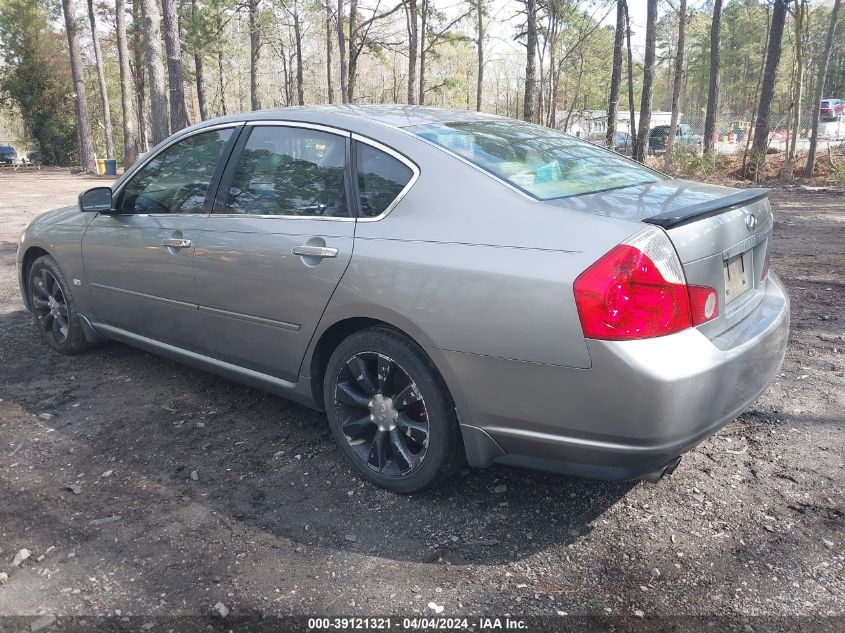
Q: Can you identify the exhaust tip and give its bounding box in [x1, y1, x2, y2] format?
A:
[640, 456, 682, 483]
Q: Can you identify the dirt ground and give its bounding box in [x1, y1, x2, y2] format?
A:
[0, 170, 843, 625]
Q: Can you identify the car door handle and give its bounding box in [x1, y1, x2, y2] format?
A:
[291, 245, 338, 258]
[162, 238, 192, 249]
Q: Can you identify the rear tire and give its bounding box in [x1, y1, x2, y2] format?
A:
[323, 327, 464, 493]
[27, 255, 93, 355]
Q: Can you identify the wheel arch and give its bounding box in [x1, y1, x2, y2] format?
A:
[304, 307, 461, 408]
[20, 245, 51, 310]
[307, 316, 420, 410]
[301, 309, 497, 464]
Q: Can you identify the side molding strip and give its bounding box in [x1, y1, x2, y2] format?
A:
[88, 322, 310, 405]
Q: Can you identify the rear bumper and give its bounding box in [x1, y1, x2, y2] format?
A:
[442, 272, 790, 480]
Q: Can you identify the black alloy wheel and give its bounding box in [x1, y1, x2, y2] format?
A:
[324, 328, 464, 492]
[27, 255, 93, 354]
[30, 267, 70, 345]
[334, 350, 430, 477]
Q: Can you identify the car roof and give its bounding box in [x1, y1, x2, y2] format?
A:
[119, 106, 513, 189]
[196, 105, 505, 133]
[265, 105, 501, 128]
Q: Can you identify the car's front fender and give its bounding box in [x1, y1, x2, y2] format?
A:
[17, 206, 96, 315]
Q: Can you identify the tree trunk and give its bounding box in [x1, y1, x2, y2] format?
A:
[195, 53, 208, 120]
[131, 0, 149, 151]
[406, 0, 418, 104]
[215, 13, 227, 116]
[804, 0, 841, 179]
[280, 37, 291, 106]
[536, 34, 545, 127]
[141, 0, 169, 145]
[548, 60, 560, 129]
[546, 7, 558, 128]
[624, 0, 636, 140]
[784, 0, 805, 178]
[216, 50, 228, 115]
[664, 0, 687, 171]
[606, 0, 625, 149]
[337, 0, 349, 103]
[87, 0, 115, 159]
[249, 0, 261, 110]
[293, 1, 305, 105]
[475, 0, 483, 111]
[783, 52, 795, 162]
[325, 0, 334, 103]
[391, 52, 399, 101]
[563, 52, 584, 133]
[191, 0, 208, 121]
[347, 0, 358, 102]
[162, 0, 190, 131]
[750, 0, 790, 173]
[742, 4, 771, 173]
[633, 0, 657, 163]
[702, 0, 722, 158]
[62, 0, 97, 172]
[116, 0, 140, 166]
[418, 0, 428, 105]
[523, 0, 537, 122]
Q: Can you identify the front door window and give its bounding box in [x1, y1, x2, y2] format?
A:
[119, 128, 233, 215]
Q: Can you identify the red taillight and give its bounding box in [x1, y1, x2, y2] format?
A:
[574, 229, 717, 340]
[688, 285, 719, 326]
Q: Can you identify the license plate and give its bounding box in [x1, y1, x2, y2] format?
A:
[724, 252, 752, 303]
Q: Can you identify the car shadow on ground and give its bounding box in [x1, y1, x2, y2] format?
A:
[0, 308, 635, 567]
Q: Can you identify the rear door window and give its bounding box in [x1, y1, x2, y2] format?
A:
[223, 126, 350, 217]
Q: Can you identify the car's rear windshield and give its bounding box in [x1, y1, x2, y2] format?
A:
[407, 119, 663, 199]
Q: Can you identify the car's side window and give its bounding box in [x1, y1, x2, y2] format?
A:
[223, 126, 350, 217]
[356, 143, 413, 218]
[118, 128, 233, 215]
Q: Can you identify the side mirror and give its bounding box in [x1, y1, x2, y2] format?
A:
[78, 187, 114, 213]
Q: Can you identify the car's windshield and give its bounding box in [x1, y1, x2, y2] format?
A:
[408, 119, 663, 199]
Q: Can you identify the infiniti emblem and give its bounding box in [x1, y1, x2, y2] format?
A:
[368, 393, 398, 431]
[745, 212, 757, 231]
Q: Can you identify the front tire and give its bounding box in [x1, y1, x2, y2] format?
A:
[324, 328, 464, 493]
[27, 255, 93, 355]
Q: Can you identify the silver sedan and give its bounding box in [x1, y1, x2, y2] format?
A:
[16, 106, 789, 492]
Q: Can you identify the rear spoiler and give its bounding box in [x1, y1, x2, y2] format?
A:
[643, 188, 770, 229]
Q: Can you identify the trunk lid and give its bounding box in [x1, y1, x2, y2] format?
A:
[553, 179, 774, 339]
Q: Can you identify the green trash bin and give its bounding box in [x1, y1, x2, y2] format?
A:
[103, 159, 117, 176]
